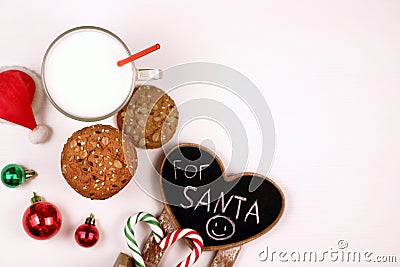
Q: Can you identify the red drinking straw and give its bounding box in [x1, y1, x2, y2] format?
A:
[117, 43, 160, 67]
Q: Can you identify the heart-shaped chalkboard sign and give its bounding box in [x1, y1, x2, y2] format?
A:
[160, 144, 285, 250]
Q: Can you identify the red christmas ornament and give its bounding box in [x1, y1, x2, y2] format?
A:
[74, 214, 99, 248]
[22, 192, 62, 240]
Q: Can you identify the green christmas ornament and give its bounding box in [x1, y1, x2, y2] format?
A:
[1, 164, 37, 188]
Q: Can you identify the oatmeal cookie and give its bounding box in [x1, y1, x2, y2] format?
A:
[117, 85, 178, 149]
[61, 124, 137, 200]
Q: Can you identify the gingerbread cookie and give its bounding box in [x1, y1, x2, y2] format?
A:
[117, 85, 178, 149]
[61, 125, 137, 200]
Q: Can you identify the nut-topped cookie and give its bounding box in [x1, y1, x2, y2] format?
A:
[117, 85, 179, 149]
[61, 124, 137, 200]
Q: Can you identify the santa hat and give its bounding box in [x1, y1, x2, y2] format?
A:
[0, 66, 50, 144]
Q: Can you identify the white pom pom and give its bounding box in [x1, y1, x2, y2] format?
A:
[29, 124, 51, 144]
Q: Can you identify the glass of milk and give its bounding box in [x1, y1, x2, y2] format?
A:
[42, 26, 160, 121]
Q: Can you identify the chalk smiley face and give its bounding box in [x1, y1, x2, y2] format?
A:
[206, 215, 235, 241]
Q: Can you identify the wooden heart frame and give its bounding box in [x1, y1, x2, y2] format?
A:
[160, 143, 285, 251]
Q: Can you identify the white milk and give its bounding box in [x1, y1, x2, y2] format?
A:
[43, 28, 134, 120]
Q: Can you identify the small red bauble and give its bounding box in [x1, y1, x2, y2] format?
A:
[74, 214, 99, 248]
[22, 192, 62, 240]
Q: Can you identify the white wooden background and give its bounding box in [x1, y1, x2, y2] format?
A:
[0, 0, 399, 266]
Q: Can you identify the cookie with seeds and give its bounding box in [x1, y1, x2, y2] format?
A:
[61, 124, 137, 200]
[117, 85, 179, 149]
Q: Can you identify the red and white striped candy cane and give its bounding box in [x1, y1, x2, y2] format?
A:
[159, 228, 204, 267]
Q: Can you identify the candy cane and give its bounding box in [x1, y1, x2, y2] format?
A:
[124, 212, 164, 267]
[159, 228, 204, 267]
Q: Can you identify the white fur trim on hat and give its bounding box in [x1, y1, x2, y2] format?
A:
[28, 124, 50, 144]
